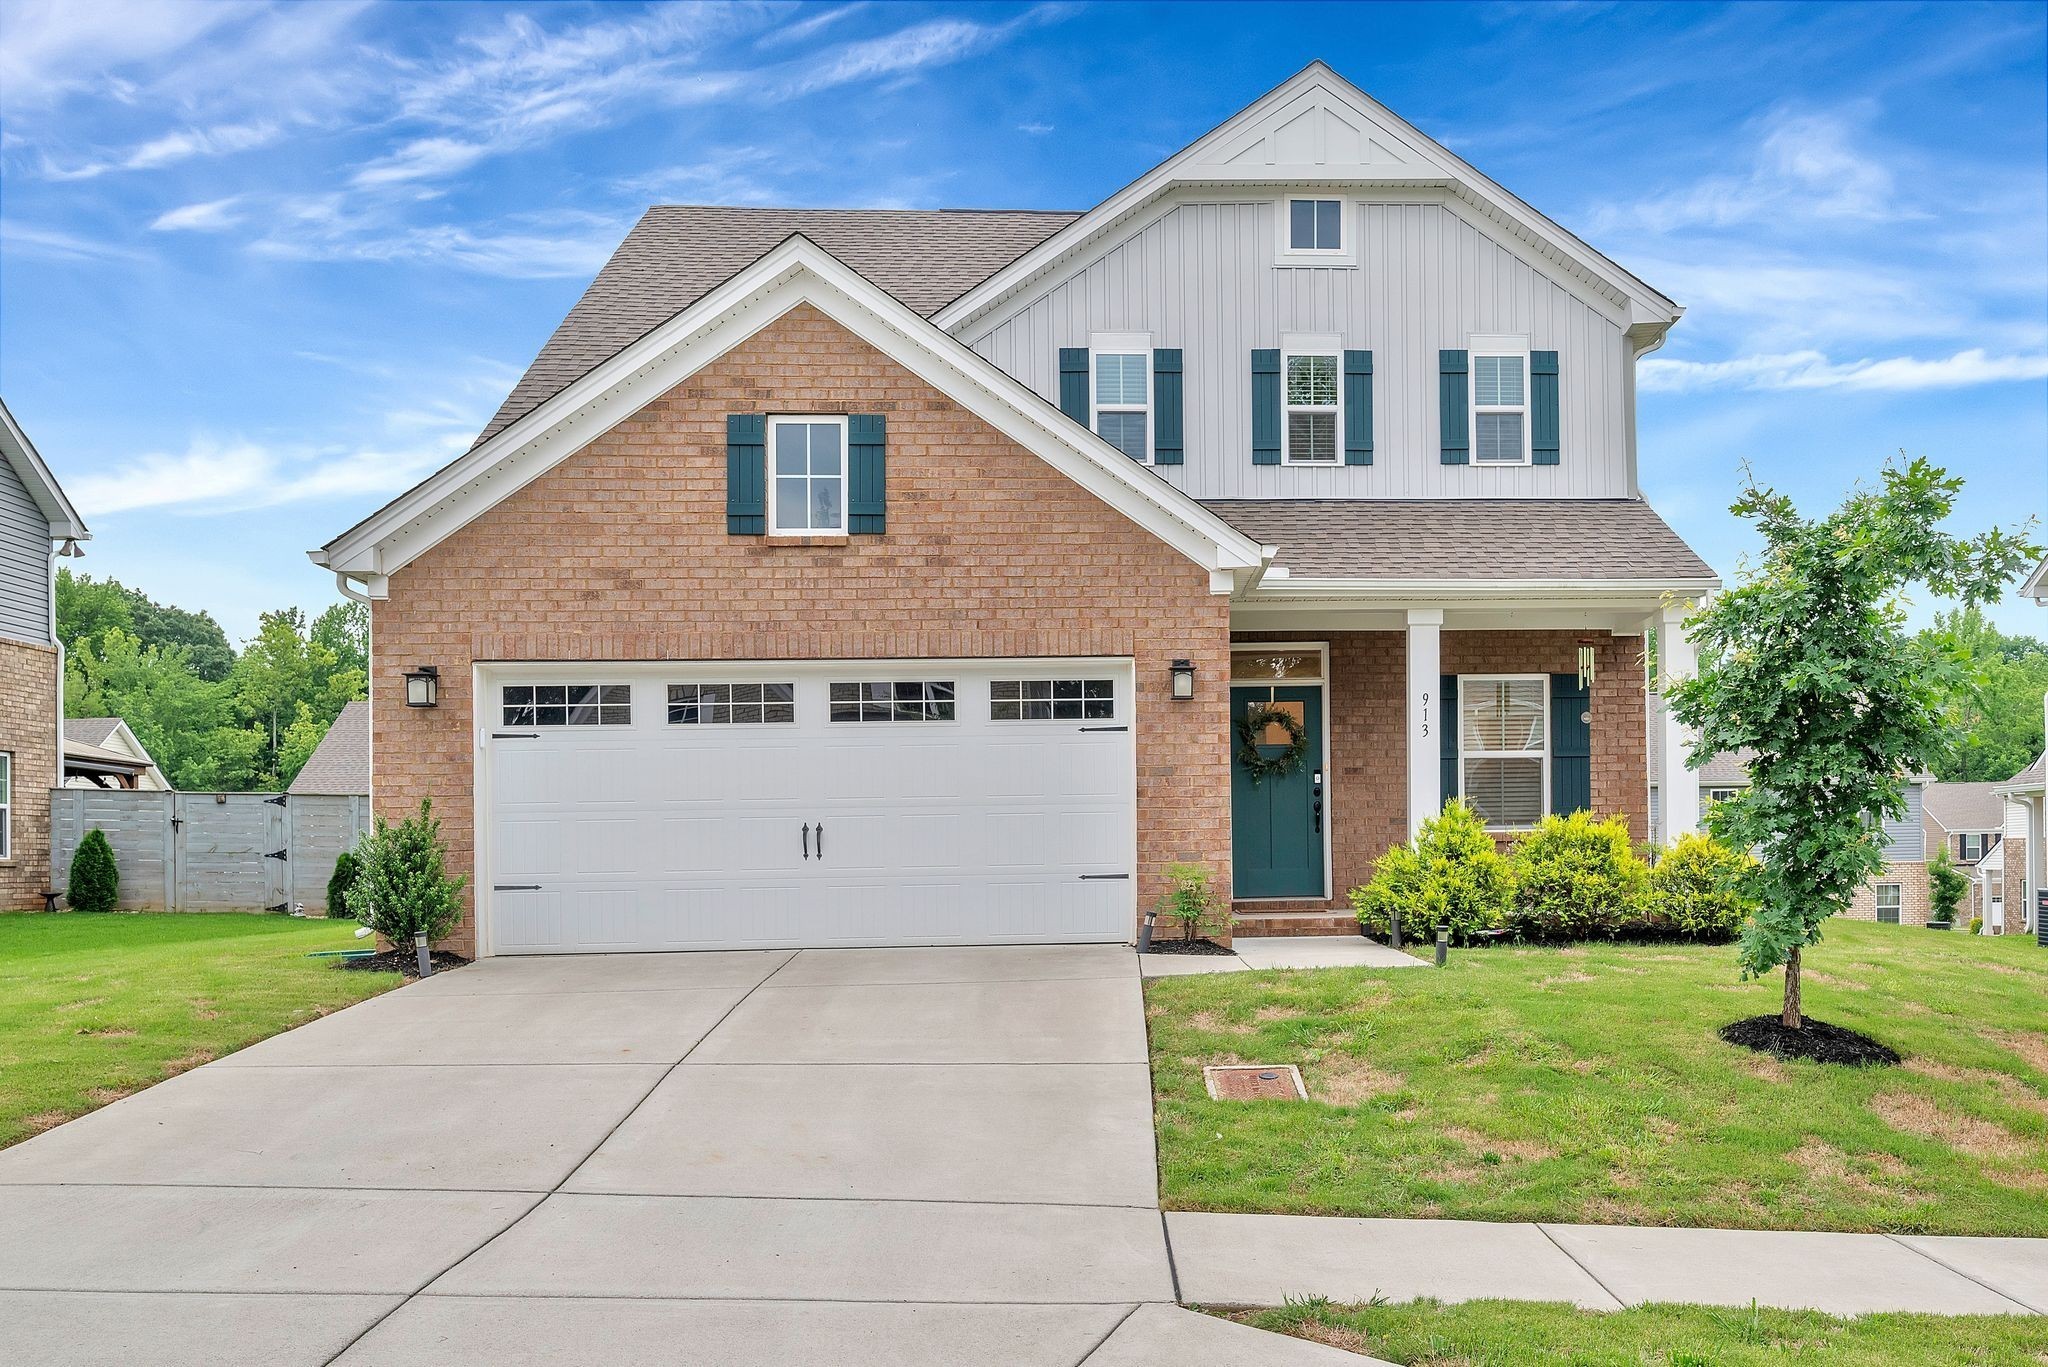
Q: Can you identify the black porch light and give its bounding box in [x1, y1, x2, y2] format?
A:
[403, 665, 440, 708]
[1169, 658, 1196, 701]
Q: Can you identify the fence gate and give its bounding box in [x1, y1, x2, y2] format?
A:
[50, 790, 369, 913]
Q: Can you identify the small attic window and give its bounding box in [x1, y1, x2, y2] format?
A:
[1288, 199, 1342, 252]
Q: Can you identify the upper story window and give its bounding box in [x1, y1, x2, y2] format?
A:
[1283, 348, 1340, 464]
[1470, 338, 1530, 465]
[1959, 832, 1993, 862]
[1090, 335, 1150, 463]
[770, 416, 846, 535]
[1288, 198, 1343, 252]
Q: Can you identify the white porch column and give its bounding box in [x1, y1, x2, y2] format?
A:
[1658, 603, 1701, 842]
[1406, 608, 1443, 839]
[2028, 792, 2044, 935]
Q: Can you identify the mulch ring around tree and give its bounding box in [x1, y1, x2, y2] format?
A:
[335, 949, 473, 980]
[1719, 1015, 1903, 1067]
[1146, 938, 1237, 956]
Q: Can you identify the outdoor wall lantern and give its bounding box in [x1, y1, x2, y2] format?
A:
[403, 665, 440, 708]
[1169, 659, 1196, 701]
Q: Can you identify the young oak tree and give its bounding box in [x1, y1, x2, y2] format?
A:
[1667, 457, 2037, 1030]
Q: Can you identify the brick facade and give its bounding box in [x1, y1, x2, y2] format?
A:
[1846, 859, 1932, 927]
[1233, 629, 1649, 908]
[2000, 837, 2028, 934]
[372, 304, 1233, 957]
[0, 638, 58, 910]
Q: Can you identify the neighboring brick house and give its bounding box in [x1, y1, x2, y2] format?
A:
[1992, 749, 2043, 938]
[1923, 780, 2010, 931]
[311, 63, 1719, 959]
[0, 400, 90, 910]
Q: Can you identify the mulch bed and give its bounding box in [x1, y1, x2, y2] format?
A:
[1147, 937, 1236, 956]
[1719, 1014, 1902, 1067]
[335, 949, 472, 980]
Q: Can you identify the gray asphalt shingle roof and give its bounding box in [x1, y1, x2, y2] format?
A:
[473, 206, 1080, 447]
[1922, 781, 2009, 834]
[1204, 499, 1715, 582]
[288, 700, 369, 795]
[62, 718, 123, 747]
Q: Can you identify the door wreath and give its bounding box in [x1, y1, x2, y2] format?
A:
[1235, 703, 1309, 785]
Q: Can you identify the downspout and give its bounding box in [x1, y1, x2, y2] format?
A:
[333, 571, 376, 606]
[1623, 326, 1669, 502]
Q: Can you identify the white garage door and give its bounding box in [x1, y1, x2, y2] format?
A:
[480, 660, 1136, 955]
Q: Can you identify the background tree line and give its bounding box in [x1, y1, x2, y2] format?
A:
[1918, 606, 2048, 781]
[56, 568, 368, 792]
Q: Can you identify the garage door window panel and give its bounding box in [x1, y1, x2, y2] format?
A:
[992, 678, 1114, 721]
[770, 416, 846, 535]
[503, 684, 630, 727]
[830, 680, 955, 722]
[669, 682, 795, 725]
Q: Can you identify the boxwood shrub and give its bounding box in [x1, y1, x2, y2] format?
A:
[1351, 799, 1513, 944]
[1509, 811, 1649, 940]
[1646, 831, 1756, 942]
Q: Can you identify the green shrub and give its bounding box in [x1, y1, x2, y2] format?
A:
[343, 799, 467, 945]
[326, 849, 362, 920]
[1647, 831, 1757, 942]
[1969, 915, 1984, 936]
[1928, 846, 1967, 926]
[67, 828, 120, 913]
[1510, 811, 1650, 940]
[1156, 860, 1222, 942]
[1351, 799, 1513, 943]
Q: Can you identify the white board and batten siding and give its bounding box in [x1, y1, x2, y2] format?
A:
[964, 197, 1633, 501]
[0, 452, 52, 643]
[477, 660, 1138, 956]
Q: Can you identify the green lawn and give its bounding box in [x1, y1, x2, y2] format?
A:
[0, 912, 400, 1148]
[1224, 1299, 2048, 1366]
[1148, 919, 2048, 1234]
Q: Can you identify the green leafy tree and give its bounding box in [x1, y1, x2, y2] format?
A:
[344, 800, 468, 945]
[1667, 457, 2037, 1029]
[275, 702, 327, 789]
[1921, 607, 2048, 782]
[68, 829, 120, 913]
[1352, 799, 1515, 943]
[310, 601, 368, 678]
[56, 568, 232, 682]
[65, 628, 260, 791]
[1927, 846, 1968, 928]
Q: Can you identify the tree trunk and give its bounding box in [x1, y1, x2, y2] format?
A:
[1781, 945, 1803, 1029]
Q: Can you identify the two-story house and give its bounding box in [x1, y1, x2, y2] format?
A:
[312, 63, 1717, 958]
[0, 400, 90, 910]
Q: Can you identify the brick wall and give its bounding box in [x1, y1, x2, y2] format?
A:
[372, 303, 1233, 956]
[0, 639, 58, 910]
[2000, 837, 2027, 934]
[1846, 860, 1932, 926]
[1234, 629, 1648, 907]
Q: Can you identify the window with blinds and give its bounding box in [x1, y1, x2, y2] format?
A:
[1093, 352, 1149, 462]
[1459, 676, 1547, 829]
[1473, 353, 1529, 464]
[1284, 352, 1338, 463]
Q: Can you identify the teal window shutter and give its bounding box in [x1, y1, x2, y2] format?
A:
[1343, 350, 1373, 466]
[1549, 673, 1591, 815]
[1439, 674, 1460, 809]
[726, 413, 765, 535]
[1152, 349, 1183, 465]
[848, 414, 886, 535]
[1531, 350, 1560, 466]
[1058, 348, 1089, 424]
[1251, 349, 1281, 465]
[1439, 350, 1469, 464]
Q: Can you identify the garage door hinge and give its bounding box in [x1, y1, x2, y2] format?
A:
[1079, 873, 1131, 880]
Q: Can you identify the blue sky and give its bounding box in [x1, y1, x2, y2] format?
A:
[2, 0, 2044, 645]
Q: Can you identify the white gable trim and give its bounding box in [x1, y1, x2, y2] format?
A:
[0, 399, 88, 541]
[2022, 552, 2048, 605]
[934, 61, 1679, 335]
[313, 235, 1269, 586]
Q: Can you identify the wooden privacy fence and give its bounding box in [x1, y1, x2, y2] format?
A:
[50, 791, 370, 913]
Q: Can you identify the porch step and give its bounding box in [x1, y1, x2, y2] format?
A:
[1231, 910, 1360, 938]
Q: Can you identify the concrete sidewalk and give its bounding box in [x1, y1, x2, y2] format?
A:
[1167, 1212, 2048, 1316]
[1140, 935, 1422, 976]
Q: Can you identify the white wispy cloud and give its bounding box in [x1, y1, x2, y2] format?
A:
[43, 120, 284, 180]
[0, 0, 246, 109]
[350, 136, 493, 188]
[1639, 348, 2048, 394]
[150, 196, 247, 232]
[1017, 121, 1054, 136]
[251, 204, 625, 279]
[0, 220, 145, 262]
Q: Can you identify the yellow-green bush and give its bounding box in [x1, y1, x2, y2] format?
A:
[1350, 799, 1513, 943]
[1509, 811, 1650, 939]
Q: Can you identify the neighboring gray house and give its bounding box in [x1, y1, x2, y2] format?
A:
[287, 699, 368, 796]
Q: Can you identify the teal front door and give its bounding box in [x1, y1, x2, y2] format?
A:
[1230, 684, 1325, 899]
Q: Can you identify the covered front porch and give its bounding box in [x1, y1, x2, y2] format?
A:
[1222, 598, 1705, 931]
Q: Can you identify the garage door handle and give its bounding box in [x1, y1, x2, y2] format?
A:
[493, 884, 541, 891]
[1079, 725, 1128, 732]
[802, 823, 810, 860]
[491, 732, 540, 739]
[1079, 873, 1131, 881]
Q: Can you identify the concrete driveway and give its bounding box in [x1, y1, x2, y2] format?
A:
[0, 944, 1361, 1366]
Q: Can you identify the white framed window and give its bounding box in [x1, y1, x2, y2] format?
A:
[1705, 786, 1741, 806]
[1469, 335, 1531, 466]
[829, 680, 956, 723]
[1875, 884, 1902, 924]
[1457, 675, 1548, 830]
[769, 415, 847, 535]
[0, 752, 10, 861]
[1089, 333, 1150, 463]
[1282, 342, 1341, 465]
[502, 684, 630, 727]
[991, 678, 1114, 721]
[668, 683, 795, 725]
[1959, 833, 1991, 862]
[1275, 197, 1354, 266]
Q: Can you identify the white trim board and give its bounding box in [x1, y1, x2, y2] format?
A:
[0, 399, 89, 541]
[313, 235, 1268, 590]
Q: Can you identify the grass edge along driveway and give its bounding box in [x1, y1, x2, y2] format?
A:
[0, 912, 401, 1148]
[1147, 919, 2048, 1236]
